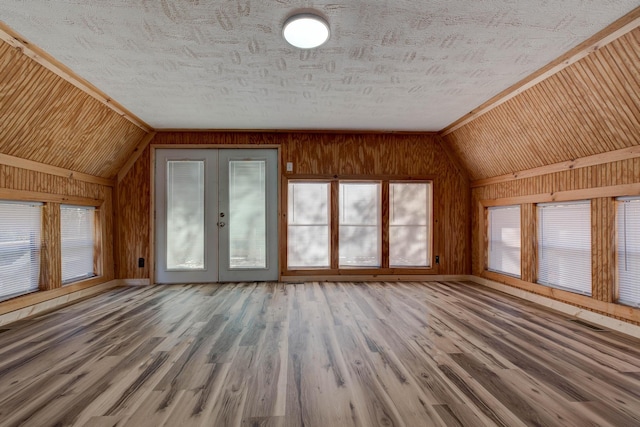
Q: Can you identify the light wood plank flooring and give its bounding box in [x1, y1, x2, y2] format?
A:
[0, 281, 639, 426]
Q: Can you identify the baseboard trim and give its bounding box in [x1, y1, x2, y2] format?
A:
[0, 279, 121, 327]
[465, 275, 640, 340]
[279, 274, 470, 283]
[121, 278, 151, 286]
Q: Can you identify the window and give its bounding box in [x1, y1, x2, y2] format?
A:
[538, 201, 591, 296]
[339, 182, 381, 267]
[61, 205, 96, 284]
[389, 182, 431, 267]
[0, 201, 42, 301]
[288, 182, 330, 268]
[488, 205, 521, 277]
[617, 197, 640, 307]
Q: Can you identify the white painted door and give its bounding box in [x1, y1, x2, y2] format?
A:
[155, 148, 278, 283]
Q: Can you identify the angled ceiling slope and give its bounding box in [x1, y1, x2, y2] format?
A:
[1, 1, 638, 131]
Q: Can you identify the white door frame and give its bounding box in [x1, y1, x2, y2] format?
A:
[150, 145, 280, 285]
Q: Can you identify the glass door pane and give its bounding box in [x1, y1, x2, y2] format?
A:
[166, 160, 205, 270]
[218, 149, 278, 282]
[155, 149, 218, 284]
[228, 160, 267, 269]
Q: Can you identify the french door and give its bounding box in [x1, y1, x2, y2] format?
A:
[155, 148, 278, 283]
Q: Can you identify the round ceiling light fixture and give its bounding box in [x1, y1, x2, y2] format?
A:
[283, 13, 330, 49]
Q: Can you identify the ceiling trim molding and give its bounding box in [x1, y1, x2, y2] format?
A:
[0, 153, 115, 187]
[471, 145, 640, 188]
[0, 21, 153, 133]
[440, 6, 640, 137]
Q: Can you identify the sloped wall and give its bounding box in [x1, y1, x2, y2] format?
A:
[0, 39, 148, 179]
[443, 29, 640, 181]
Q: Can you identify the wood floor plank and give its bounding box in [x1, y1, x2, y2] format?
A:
[0, 281, 638, 426]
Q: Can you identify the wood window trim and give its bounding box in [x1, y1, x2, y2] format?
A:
[0, 190, 106, 293]
[479, 183, 640, 317]
[282, 175, 439, 277]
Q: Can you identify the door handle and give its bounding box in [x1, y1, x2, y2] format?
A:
[218, 221, 226, 227]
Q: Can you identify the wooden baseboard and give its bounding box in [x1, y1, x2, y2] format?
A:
[465, 275, 640, 340]
[121, 278, 151, 286]
[0, 279, 121, 327]
[279, 274, 469, 283]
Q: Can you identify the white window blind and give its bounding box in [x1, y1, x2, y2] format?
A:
[339, 182, 381, 267]
[538, 201, 591, 296]
[389, 182, 431, 267]
[0, 201, 42, 301]
[61, 205, 96, 284]
[166, 160, 205, 270]
[488, 205, 521, 277]
[617, 197, 640, 307]
[288, 182, 330, 268]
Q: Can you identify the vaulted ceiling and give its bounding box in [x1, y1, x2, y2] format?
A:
[2, 0, 638, 131]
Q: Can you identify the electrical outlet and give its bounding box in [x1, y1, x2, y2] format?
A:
[435, 255, 440, 264]
[286, 162, 293, 172]
[138, 258, 145, 268]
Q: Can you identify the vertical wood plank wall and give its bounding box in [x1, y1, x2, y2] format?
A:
[447, 27, 640, 324]
[443, 29, 640, 181]
[0, 164, 115, 286]
[472, 159, 640, 322]
[0, 39, 148, 179]
[116, 132, 471, 279]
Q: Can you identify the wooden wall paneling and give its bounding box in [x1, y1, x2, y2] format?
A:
[0, 22, 151, 133]
[0, 162, 116, 317]
[441, 7, 640, 137]
[0, 153, 114, 187]
[592, 197, 616, 303]
[474, 157, 640, 325]
[116, 146, 152, 279]
[117, 132, 157, 183]
[117, 132, 470, 280]
[443, 28, 640, 181]
[482, 270, 640, 324]
[381, 181, 390, 269]
[520, 204, 538, 283]
[0, 38, 149, 179]
[40, 202, 61, 291]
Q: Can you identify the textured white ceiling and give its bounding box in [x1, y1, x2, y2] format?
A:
[2, 1, 638, 131]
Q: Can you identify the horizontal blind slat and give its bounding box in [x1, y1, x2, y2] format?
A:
[488, 205, 521, 277]
[617, 198, 640, 307]
[0, 201, 41, 300]
[61, 205, 95, 284]
[538, 202, 591, 296]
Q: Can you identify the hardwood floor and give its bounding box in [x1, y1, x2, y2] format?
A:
[0, 281, 639, 426]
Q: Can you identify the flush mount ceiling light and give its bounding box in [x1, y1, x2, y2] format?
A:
[283, 13, 330, 49]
